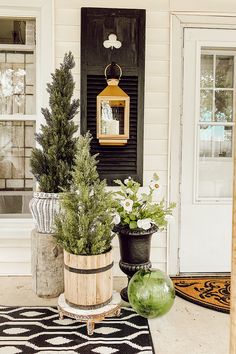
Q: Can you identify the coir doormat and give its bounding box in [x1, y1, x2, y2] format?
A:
[0, 306, 154, 353]
[172, 276, 230, 314]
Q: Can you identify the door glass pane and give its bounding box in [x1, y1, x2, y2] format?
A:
[200, 90, 213, 121]
[0, 120, 35, 215]
[199, 125, 232, 158]
[197, 50, 234, 200]
[215, 90, 233, 122]
[198, 125, 233, 199]
[200, 54, 214, 88]
[215, 55, 234, 88]
[198, 158, 233, 198]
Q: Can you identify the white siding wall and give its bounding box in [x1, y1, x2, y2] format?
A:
[54, 0, 170, 275]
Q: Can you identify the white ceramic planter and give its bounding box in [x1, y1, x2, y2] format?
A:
[29, 192, 59, 234]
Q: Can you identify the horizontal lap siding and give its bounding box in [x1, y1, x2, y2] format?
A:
[0, 220, 33, 275]
[54, 0, 170, 275]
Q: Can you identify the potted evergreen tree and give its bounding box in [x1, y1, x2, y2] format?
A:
[29, 52, 79, 233]
[54, 132, 115, 309]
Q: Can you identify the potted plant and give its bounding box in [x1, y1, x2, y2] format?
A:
[113, 174, 175, 302]
[29, 52, 79, 233]
[54, 132, 115, 309]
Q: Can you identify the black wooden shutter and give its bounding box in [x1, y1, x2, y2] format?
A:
[81, 7, 145, 185]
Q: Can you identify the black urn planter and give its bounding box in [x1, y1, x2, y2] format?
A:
[115, 224, 158, 302]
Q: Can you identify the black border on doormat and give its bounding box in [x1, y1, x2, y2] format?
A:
[171, 276, 230, 314]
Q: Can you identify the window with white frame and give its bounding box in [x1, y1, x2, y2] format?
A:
[196, 50, 234, 200]
[0, 18, 36, 215]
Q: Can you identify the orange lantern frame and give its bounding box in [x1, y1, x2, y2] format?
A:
[97, 64, 130, 146]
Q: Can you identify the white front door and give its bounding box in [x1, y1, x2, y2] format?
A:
[180, 28, 236, 272]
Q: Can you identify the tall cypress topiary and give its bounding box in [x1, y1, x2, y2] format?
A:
[30, 52, 79, 193]
[55, 132, 114, 255]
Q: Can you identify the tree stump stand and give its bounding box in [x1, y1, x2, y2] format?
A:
[57, 291, 121, 335]
[31, 229, 64, 298]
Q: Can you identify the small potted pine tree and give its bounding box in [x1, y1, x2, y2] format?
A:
[55, 132, 115, 309]
[29, 52, 79, 233]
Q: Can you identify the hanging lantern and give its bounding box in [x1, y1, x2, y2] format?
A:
[97, 63, 130, 145]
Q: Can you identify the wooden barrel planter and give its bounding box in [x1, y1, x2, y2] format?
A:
[64, 249, 113, 309]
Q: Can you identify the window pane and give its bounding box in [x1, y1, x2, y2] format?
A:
[0, 19, 35, 45]
[199, 125, 232, 158]
[215, 55, 234, 88]
[0, 19, 26, 44]
[0, 194, 32, 215]
[0, 120, 35, 192]
[200, 55, 214, 88]
[0, 51, 36, 115]
[0, 51, 35, 114]
[200, 90, 213, 122]
[215, 90, 233, 122]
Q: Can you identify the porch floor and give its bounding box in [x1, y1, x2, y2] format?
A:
[0, 276, 229, 354]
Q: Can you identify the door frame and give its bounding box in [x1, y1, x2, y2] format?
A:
[168, 12, 236, 275]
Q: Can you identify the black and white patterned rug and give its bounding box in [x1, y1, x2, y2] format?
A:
[0, 306, 154, 354]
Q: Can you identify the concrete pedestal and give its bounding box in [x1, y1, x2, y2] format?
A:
[31, 229, 64, 298]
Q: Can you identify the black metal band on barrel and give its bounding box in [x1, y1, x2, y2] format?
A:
[65, 296, 113, 310]
[64, 262, 114, 274]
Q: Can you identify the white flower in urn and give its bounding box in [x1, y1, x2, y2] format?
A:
[120, 198, 133, 213]
[126, 188, 133, 196]
[113, 173, 176, 231]
[149, 180, 160, 190]
[113, 213, 121, 225]
[137, 218, 152, 230]
[124, 176, 132, 185]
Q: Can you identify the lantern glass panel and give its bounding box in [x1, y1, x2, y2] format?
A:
[100, 99, 125, 135]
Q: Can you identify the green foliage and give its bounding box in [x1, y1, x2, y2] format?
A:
[54, 132, 114, 255]
[113, 174, 176, 231]
[30, 52, 79, 193]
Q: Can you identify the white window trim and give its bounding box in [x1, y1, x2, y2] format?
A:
[169, 13, 236, 275]
[0, 0, 54, 227]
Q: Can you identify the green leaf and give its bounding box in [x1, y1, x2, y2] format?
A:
[129, 214, 136, 221]
[129, 221, 137, 229]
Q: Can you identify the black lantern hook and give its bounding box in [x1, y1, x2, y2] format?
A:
[104, 62, 122, 82]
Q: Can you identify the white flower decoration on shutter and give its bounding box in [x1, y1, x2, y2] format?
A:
[103, 34, 122, 50]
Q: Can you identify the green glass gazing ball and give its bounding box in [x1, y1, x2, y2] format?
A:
[128, 268, 175, 319]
